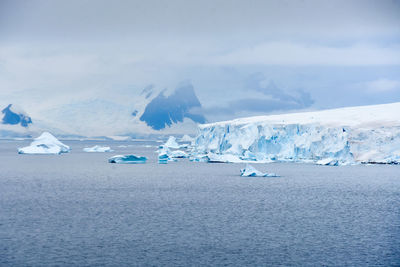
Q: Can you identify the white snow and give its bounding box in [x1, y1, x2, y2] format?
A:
[193, 102, 400, 165]
[83, 145, 113, 152]
[18, 132, 70, 154]
[240, 164, 279, 177]
[180, 134, 194, 142]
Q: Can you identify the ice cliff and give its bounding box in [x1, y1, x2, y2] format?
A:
[192, 102, 400, 165]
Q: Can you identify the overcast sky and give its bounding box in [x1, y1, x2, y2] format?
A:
[0, 0, 399, 124]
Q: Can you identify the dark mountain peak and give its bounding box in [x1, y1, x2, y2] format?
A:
[139, 83, 206, 130]
[2, 104, 32, 127]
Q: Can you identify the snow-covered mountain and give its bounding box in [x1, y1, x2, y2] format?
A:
[192, 102, 400, 165]
[26, 82, 206, 137]
[139, 83, 206, 130]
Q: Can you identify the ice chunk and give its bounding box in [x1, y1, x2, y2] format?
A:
[18, 132, 70, 154]
[157, 147, 177, 163]
[207, 153, 242, 163]
[316, 158, 339, 166]
[108, 155, 147, 164]
[240, 164, 279, 177]
[163, 136, 180, 149]
[83, 145, 113, 152]
[170, 150, 188, 158]
[189, 154, 209, 162]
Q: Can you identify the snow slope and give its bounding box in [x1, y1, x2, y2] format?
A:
[193, 102, 400, 165]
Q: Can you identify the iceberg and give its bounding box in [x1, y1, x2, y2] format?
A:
[18, 132, 70, 154]
[193, 102, 400, 165]
[162, 136, 180, 149]
[108, 155, 147, 164]
[207, 153, 242, 163]
[157, 147, 177, 163]
[83, 145, 113, 152]
[240, 164, 279, 177]
[189, 154, 209, 162]
[170, 150, 188, 158]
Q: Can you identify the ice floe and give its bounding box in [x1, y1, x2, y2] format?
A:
[240, 164, 279, 177]
[83, 145, 113, 152]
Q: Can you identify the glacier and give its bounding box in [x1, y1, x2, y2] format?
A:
[192, 102, 400, 165]
[108, 155, 147, 164]
[18, 132, 70, 154]
[83, 145, 113, 152]
[240, 164, 279, 177]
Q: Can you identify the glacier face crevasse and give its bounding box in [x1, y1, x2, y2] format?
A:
[192, 103, 400, 165]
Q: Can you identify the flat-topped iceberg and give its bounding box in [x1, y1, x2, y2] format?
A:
[18, 132, 70, 154]
[108, 155, 147, 164]
[170, 150, 188, 158]
[83, 145, 113, 152]
[193, 102, 400, 165]
[240, 164, 279, 177]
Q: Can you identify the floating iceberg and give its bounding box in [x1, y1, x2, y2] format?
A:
[193, 102, 400, 165]
[170, 150, 188, 158]
[83, 145, 113, 152]
[108, 155, 147, 164]
[162, 136, 180, 149]
[240, 164, 279, 177]
[18, 132, 70, 154]
[189, 154, 209, 162]
[157, 147, 177, 163]
[207, 153, 241, 163]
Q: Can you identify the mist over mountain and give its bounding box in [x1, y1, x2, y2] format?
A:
[140, 83, 206, 130]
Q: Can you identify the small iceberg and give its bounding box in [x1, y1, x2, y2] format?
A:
[162, 136, 180, 149]
[207, 153, 241, 163]
[316, 158, 339, 166]
[108, 155, 147, 164]
[157, 147, 177, 164]
[83, 145, 113, 152]
[189, 154, 209, 162]
[240, 164, 279, 177]
[170, 150, 188, 158]
[18, 132, 70, 154]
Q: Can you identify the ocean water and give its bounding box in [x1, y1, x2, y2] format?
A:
[0, 140, 399, 266]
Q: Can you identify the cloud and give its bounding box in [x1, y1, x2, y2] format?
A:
[202, 73, 314, 118]
[211, 42, 400, 66]
[365, 79, 400, 93]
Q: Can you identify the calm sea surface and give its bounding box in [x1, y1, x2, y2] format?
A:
[0, 140, 399, 266]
